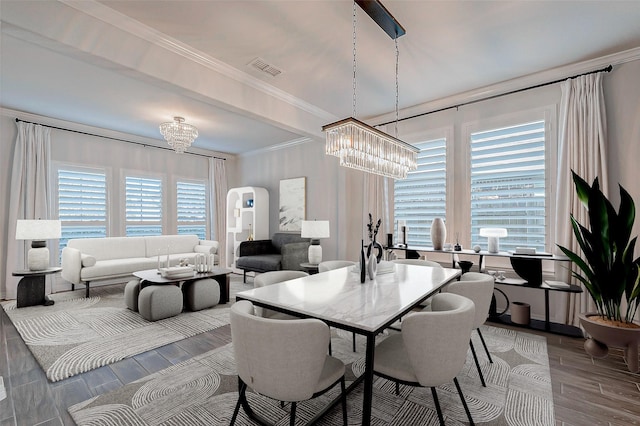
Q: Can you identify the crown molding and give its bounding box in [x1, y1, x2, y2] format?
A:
[60, 0, 336, 122]
[239, 137, 315, 157]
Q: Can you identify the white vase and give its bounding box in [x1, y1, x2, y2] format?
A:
[367, 251, 377, 280]
[431, 217, 446, 250]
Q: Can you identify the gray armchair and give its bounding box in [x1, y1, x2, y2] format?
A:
[236, 232, 310, 282]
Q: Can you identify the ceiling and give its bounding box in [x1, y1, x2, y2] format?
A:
[2, 1, 640, 155]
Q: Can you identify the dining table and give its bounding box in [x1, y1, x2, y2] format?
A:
[234, 262, 462, 425]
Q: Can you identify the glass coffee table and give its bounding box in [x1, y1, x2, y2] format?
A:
[133, 267, 232, 303]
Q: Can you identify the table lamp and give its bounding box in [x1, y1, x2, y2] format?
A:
[301, 220, 330, 264]
[15, 219, 62, 271]
[479, 227, 508, 253]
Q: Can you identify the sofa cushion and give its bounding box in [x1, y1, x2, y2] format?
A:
[194, 245, 215, 255]
[145, 235, 200, 257]
[236, 254, 282, 272]
[81, 254, 96, 267]
[80, 258, 156, 281]
[272, 233, 308, 252]
[68, 237, 147, 261]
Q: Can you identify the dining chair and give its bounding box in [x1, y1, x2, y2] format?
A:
[317, 260, 358, 352]
[318, 260, 356, 273]
[253, 270, 308, 318]
[392, 258, 442, 267]
[373, 292, 476, 425]
[230, 300, 348, 426]
[445, 271, 495, 387]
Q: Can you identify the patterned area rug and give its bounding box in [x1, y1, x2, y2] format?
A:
[68, 325, 555, 425]
[1, 283, 229, 382]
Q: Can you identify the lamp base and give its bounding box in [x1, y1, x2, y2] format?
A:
[487, 237, 500, 253]
[28, 246, 50, 271]
[308, 244, 322, 265]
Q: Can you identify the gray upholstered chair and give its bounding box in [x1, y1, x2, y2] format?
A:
[253, 270, 308, 319]
[318, 260, 356, 273]
[230, 300, 347, 426]
[373, 293, 476, 426]
[392, 258, 442, 268]
[445, 271, 495, 387]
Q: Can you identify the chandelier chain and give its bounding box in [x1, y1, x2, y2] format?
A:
[352, 1, 357, 118]
[395, 38, 399, 138]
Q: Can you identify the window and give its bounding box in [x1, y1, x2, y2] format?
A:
[177, 180, 207, 239]
[470, 120, 546, 252]
[125, 176, 162, 236]
[394, 137, 447, 246]
[57, 168, 107, 257]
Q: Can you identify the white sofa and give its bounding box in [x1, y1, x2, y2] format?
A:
[62, 234, 219, 297]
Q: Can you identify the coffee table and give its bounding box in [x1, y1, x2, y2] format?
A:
[133, 267, 232, 303]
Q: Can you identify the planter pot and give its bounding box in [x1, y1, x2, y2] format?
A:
[579, 312, 640, 373]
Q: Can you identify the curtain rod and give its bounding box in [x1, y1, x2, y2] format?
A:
[376, 64, 613, 127]
[14, 118, 226, 160]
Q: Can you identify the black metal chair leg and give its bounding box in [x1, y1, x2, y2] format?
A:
[430, 387, 445, 426]
[341, 377, 348, 426]
[290, 401, 297, 426]
[85, 282, 90, 298]
[454, 377, 475, 425]
[395, 382, 400, 395]
[477, 328, 493, 363]
[469, 339, 487, 387]
[230, 379, 247, 425]
[352, 333, 356, 352]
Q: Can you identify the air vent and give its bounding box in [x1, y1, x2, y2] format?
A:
[248, 57, 283, 77]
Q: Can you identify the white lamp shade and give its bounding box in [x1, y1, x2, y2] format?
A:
[301, 220, 330, 239]
[16, 220, 61, 240]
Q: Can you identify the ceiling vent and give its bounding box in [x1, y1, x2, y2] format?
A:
[248, 57, 283, 77]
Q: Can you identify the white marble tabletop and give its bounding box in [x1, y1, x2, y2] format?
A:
[235, 263, 461, 333]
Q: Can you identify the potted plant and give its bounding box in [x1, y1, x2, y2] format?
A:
[558, 170, 640, 372]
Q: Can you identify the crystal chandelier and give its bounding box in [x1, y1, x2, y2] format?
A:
[159, 116, 198, 154]
[323, 1, 418, 180]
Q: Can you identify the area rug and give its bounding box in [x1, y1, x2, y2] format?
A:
[68, 325, 555, 425]
[1, 283, 230, 382]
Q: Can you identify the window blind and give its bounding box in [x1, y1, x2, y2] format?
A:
[125, 176, 162, 236]
[177, 181, 206, 239]
[470, 120, 546, 252]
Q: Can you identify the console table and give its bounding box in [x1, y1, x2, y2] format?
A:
[13, 267, 61, 308]
[388, 245, 583, 336]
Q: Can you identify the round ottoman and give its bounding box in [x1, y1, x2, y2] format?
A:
[124, 279, 141, 312]
[138, 284, 183, 321]
[182, 278, 220, 311]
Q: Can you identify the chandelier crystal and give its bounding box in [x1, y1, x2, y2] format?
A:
[159, 116, 198, 154]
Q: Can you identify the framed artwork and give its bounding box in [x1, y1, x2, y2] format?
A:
[279, 177, 306, 231]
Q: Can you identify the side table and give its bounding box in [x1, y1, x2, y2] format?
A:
[300, 262, 319, 275]
[12, 267, 62, 308]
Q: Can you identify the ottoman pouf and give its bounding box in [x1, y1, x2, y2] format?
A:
[182, 278, 220, 311]
[124, 279, 141, 311]
[138, 284, 183, 321]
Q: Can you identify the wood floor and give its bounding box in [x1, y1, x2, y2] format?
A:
[1, 275, 639, 426]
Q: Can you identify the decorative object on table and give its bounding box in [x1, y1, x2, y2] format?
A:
[193, 253, 216, 273]
[359, 239, 366, 283]
[473, 245, 482, 253]
[15, 219, 62, 271]
[159, 116, 198, 153]
[246, 199, 254, 208]
[366, 213, 383, 263]
[557, 171, 640, 372]
[479, 227, 508, 253]
[457, 260, 474, 274]
[386, 233, 393, 247]
[430, 217, 446, 250]
[322, 1, 418, 180]
[367, 250, 377, 279]
[247, 223, 254, 241]
[443, 242, 453, 251]
[279, 177, 306, 231]
[454, 232, 462, 251]
[301, 220, 330, 264]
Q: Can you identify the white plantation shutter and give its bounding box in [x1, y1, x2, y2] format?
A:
[394, 138, 447, 246]
[177, 181, 207, 239]
[57, 169, 107, 257]
[470, 120, 546, 252]
[125, 176, 162, 236]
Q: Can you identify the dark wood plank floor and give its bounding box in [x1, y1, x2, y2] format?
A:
[1, 276, 639, 425]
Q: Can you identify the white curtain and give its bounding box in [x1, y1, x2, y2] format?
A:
[555, 72, 608, 327]
[209, 158, 228, 267]
[362, 173, 392, 250]
[3, 121, 53, 299]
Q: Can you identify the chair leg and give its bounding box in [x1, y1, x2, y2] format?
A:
[430, 387, 445, 426]
[469, 339, 487, 387]
[395, 382, 400, 396]
[290, 401, 297, 426]
[341, 377, 348, 426]
[230, 379, 247, 425]
[243, 270, 247, 283]
[476, 328, 493, 363]
[352, 333, 356, 352]
[454, 377, 475, 425]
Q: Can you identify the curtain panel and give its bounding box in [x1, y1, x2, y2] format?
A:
[554, 72, 608, 327]
[210, 158, 228, 268]
[3, 121, 53, 299]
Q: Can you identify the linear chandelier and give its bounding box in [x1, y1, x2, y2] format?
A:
[159, 116, 198, 154]
[323, 0, 418, 180]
